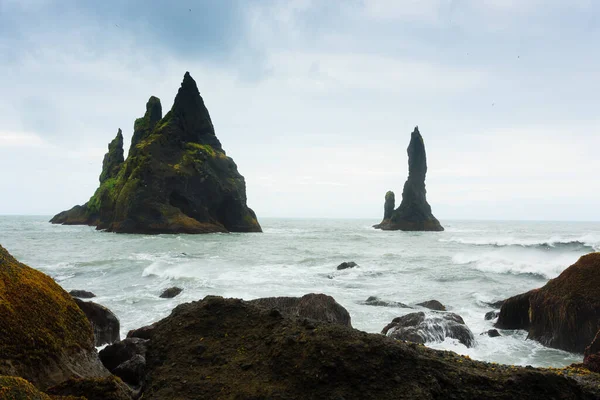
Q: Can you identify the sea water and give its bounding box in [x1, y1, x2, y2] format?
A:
[1, 216, 599, 367]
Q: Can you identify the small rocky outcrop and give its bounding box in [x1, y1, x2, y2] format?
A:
[374, 126, 443, 231]
[362, 296, 410, 308]
[50, 72, 261, 234]
[74, 298, 120, 346]
[127, 323, 156, 340]
[382, 312, 475, 347]
[249, 293, 351, 327]
[485, 310, 500, 321]
[46, 376, 133, 400]
[496, 253, 600, 353]
[0, 245, 108, 389]
[159, 287, 183, 298]
[336, 261, 358, 270]
[417, 299, 446, 311]
[70, 289, 96, 298]
[99, 338, 148, 387]
[584, 330, 600, 373]
[136, 296, 600, 399]
[483, 329, 501, 338]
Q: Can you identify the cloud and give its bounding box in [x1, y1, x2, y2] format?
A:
[0, 132, 45, 147]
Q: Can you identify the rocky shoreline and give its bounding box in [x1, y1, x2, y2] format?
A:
[2, 245, 600, 399]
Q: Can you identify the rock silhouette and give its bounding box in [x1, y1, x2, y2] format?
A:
[374, 126, 443, 231]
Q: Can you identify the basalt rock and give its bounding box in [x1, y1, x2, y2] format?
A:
[382, 311, 475, 348]
[249, 293, 351, 327]
[496, 253, 600, 353]
[74, 298, 120, 346]
[417, 299, 446, 311]
[336, 261, 358, 270]
[0, 245, 108, 390]
[50, 72, 261, 234]
[159, 287, 183, 298]
[139, 296, 600, 399]
[374, 126, 443, 231]
[99, 338, 149, 372]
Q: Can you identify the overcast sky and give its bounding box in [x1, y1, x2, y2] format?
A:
[1, 0, 599, 221]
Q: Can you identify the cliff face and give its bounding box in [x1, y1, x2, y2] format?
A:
[50, 72, 261, 234]
[374, 127, 443, 231]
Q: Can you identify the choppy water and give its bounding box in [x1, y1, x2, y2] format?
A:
[1, 216, 599, 367]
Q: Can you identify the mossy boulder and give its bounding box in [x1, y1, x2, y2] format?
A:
[45, 376, 133, 400]
[0, 376, 76, 399]
[51, 72, 261, 234]
[496, 253, 600, 352]
[0, 246, 108, 389]
[139, 296, 600, 399]
[374, 126, 443, 231]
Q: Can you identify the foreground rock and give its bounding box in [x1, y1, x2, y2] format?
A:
[382, 312, 475, 347]
[584, 330, 600, 373]
[159, 287, 183, 298]
[139, 296, 600, 399]
[46, 376, 133, 400]
[69, 289, 96, 298]
[496, 253, 600, 352]
[100, 338, 148, 387]
[374, 126, 443, 231]
[249, 293, 351, 327]
[0, 245, 108, 389]
[74, 298, 120, 346]
[50, 72, 261, 234]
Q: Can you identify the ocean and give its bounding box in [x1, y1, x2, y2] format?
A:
[1, 216, 599, 368]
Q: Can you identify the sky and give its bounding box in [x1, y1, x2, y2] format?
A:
[0, 0, 599, 220]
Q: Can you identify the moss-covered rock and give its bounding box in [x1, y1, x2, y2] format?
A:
[0, 246, 108, 389]
[496, 253, 600, 352]
[46, 376, 133, 400]
[374, 127, 443, 232]
[51, 72, 261, 234]
[140, 296, 600, 399]
[99, 129, 124, 183]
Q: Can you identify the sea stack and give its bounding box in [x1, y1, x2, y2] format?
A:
[374, 126, 443, 231]
[51, 72, 261, 234]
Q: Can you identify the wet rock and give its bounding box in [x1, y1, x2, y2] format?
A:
[113, 354, 146, 387]
[382, 312, 475, 348]
[363, 296, 410, 308]
[69, 289, 97, 298]
[337, 261, 358, 270]
[127, 323, 156, 340]
[160, 287, 183, 298]
[249, 293, 351, 327]
[374, 127, 443, 232]
[50, 72, 261, 234]
[74, 298, 120, 346]
[485, 300, 505, 309]
[485, 310, 500, 321]
[584, 329, 600, 373]
[496, 253, 600, 352]
[139, 296, 600, 399]
[0, 245, 108, 389]
[482, 329, 501, 338]
[416, 300, 446, 311]
[99, 337, 149, 371]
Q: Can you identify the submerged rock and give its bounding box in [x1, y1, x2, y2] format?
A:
[485, 310, 500, 321]
[249, 293, 351, 327]
[336, 261, 358, 270]
[159, 287, 183, 298]
[374, 126, 443, 231]
[496, 253, 600, 353]
[70, 289, 96, 298]
[50, 72, 261, 234]
[138, 296, 600, 399]
[363, 296, 410, 308]
[416, 299, 446, 311]
[382, 311, 475, 347]
[74, 298, 120, 346]
[0, 245, 108, 389]
[483, 329, 501, 338]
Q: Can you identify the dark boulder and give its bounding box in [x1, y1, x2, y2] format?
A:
[50, 72, 261, 234]
[70, 289, 96, 298]
[374, 126, 443, 232]
[112, 354, 146, 387]
[74, 298, 120, 346]
[416, 300, 446, 311]
[496, 253, 600, 353]
[99, 337, 149, 371]
[249, 293, 351, 327]
[363, 296, 410, 308]
[336, 261, 358, 270]
[139, 296, 600, 399]
[127, 323, 156, 340]
[382, 312, 475, 347]
[482, 329, 501, 338]
[485, 310, 500, 321]
[0, 245, 108, 389]
[584, 329, 600, 373]
[159, 287, 183, 298]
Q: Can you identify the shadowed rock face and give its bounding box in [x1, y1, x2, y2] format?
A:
[496, 253, 600, 353]
[374, 127, 443, 232]
[50, 72, 261, 234]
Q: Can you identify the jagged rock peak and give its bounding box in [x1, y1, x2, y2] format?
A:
[171, 71, 221, 149]
[131, 96, 163, 150]
[383, 191, 395, 220]
[145, 96, 163, 127]
[374, 126, 443, 232]
[99, 129, 124, 183]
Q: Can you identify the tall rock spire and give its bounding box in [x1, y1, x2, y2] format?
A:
[99, 129, 124, 183]
[374, 126, 443, 231]
[130, 96, 162, 152]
